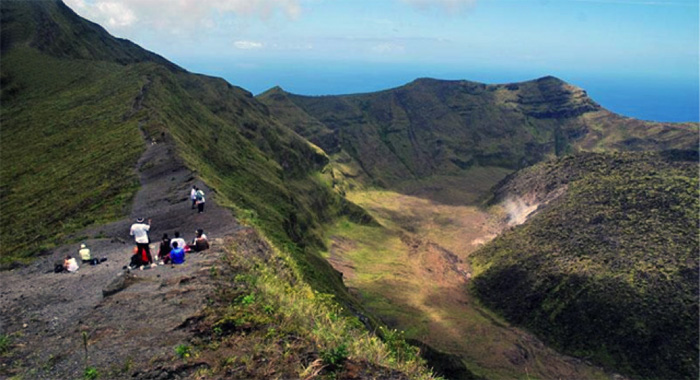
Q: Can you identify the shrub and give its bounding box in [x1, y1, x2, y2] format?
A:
[175, 344, 191, 359]
[320, 343, 348, 368]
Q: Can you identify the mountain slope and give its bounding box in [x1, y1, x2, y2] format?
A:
[0, 0, 355, 277]
[0, 0, 377, 336]
[0, 1, 436, 378]
[259, 78, 698, 194]
[471, 150, 699, 379]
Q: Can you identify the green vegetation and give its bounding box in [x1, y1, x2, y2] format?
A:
[83, 366, 99, 380]
[471, 150, 699, 379]
[174, 344, 192, 359]
[259, 78, 698, 193]
[193, 234, 438, 379]
[0, 0, 372, 309]
[327, 190, 611, 379]
[0, 334, 11, 355]
[3, 2, 698, 379]
[0, 46, 145, 266]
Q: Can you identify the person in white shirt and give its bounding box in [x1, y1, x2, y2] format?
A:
[190, 186, 198, 209]
[170, 231, 187, 252]
[63, 255, 79, 272]
[130, 217, 153, 265]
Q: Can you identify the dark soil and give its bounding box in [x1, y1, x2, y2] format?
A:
[0, 138, 245, 379]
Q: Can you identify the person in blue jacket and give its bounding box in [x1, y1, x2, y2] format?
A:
[170, 242, 185, 265]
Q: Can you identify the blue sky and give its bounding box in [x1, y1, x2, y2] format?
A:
[66, 0, 699, 121]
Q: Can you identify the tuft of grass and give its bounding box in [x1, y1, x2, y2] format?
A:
[0, 334, 12, 355]
[83, 366, 99, 380]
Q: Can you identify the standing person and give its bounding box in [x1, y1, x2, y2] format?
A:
[190, 186, 198, 209]
[158, 233, 171, 263]
[195, 188, 205, 213]
[130, 217, 153, 265]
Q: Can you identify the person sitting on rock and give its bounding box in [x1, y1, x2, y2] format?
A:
[128, 246, 145, 269]
[188, 229, 209, 252]
[170, 231, 186, 252]
[157, 233, 171, 263]
[64, 255, 79, 273]
[170, 242, 185, 265]
[78, 243, 102, 265]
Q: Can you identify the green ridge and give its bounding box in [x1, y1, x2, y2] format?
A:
[471, 151, 699, 379]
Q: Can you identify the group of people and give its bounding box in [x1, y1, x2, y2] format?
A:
[56, 184, 211, 274]
[127, 217, 209, 270]
[54, 243, 105, 273]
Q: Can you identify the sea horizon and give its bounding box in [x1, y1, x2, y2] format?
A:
[173, 58, 699, 123]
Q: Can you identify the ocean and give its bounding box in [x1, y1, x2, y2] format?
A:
[176, 59, 699, 123]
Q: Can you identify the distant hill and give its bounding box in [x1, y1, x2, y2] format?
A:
[259, 78, 698, 190]
[471, 150, 699, 379]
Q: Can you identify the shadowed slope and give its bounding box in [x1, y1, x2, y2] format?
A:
[471, 151, 699, 379]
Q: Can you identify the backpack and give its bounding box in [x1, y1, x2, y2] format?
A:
[196, 190, 204, 201]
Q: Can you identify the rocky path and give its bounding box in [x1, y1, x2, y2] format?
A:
[0, 136, 244, 379]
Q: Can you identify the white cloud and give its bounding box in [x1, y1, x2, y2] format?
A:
[399, 0, 478, 12]
[64, 0, 302, 34]
[96, 2, 137, 27]
[234, 40, 264, 49]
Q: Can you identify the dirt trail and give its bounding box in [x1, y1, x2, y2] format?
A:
[0, 136, 243, 379]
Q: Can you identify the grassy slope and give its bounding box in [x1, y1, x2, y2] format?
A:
[0, 0, 367, 324]
[470, 151, 699, 379]
[0, 46, 146, 265]
[0, 0, 181, 264]
[0, 0, 356, 285]
[188, 231, 436, 379]
[259, 78, 698, 193]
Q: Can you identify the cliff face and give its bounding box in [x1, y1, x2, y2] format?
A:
[260, 77, 697, 189]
